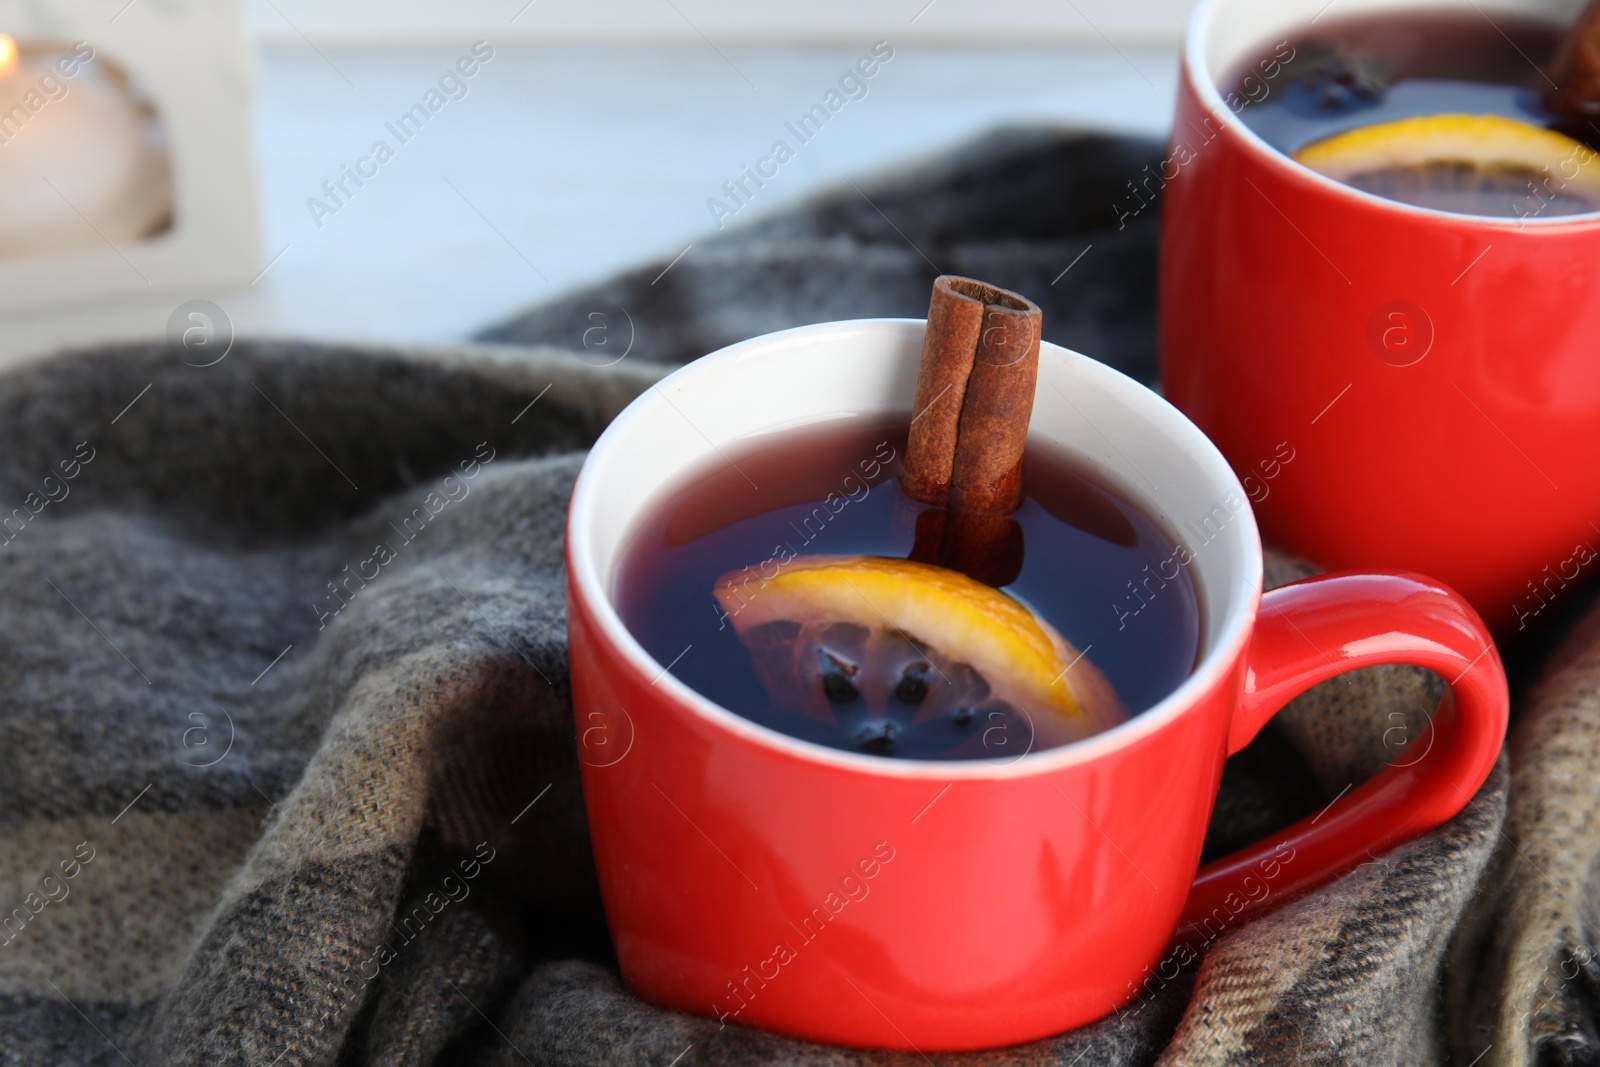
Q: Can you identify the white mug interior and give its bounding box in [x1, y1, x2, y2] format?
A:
[566, 319, 1261, 778]
[1187, 0, 1590, 227]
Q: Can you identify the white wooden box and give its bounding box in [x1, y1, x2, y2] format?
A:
[0, 0, 259, 311]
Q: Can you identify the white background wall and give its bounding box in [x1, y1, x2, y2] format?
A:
[0, 4, 1191, 364]
[247, 0, 1198, 45]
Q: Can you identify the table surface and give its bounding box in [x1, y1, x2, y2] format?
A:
[0, 42, 1176, 370]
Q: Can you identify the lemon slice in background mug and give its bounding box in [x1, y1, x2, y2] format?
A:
[714, 555, 1126, 752]
[1293, 113, 1600, 217]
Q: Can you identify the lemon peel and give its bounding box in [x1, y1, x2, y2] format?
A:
[715, 554, 1124, 734]
[1294, 113, 1600, 193]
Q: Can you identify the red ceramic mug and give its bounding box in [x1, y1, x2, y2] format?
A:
[565, 319, 1508, 1051]
[1160, 0, 1600, 637]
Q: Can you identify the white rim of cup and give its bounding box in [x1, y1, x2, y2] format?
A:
[567, 319, 1262, 781]
[1184, 0, 1600, 229]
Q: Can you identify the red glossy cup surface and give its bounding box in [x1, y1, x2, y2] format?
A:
[1159, 0, 1600, 637]
[565, 320, 1507, 1051]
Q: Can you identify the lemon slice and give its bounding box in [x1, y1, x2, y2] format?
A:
[714, 555, 1125, 751]
[1295, 113, 1600, 180]
[1293, 114, 1600, 215]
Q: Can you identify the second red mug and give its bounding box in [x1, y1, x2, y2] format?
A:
[1161, 0, 1600, 636]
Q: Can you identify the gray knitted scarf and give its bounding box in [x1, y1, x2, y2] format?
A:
[0, 129, 1586, 1067]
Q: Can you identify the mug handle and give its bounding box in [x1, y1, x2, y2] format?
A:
[1176, 571, 1508, 941]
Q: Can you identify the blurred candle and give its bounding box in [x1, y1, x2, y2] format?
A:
[0, 34, 172, 258]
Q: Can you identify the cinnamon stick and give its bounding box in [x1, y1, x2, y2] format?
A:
[905, 276, 1041, 585]
[1546, 0, 1600, 116]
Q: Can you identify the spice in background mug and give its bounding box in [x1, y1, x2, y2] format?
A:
[1229, 10, 1600, 218]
